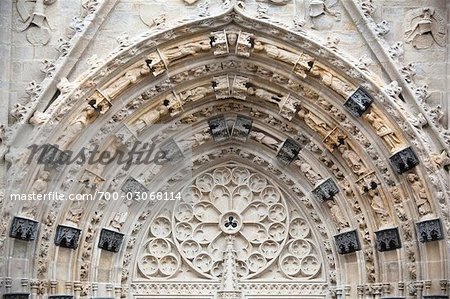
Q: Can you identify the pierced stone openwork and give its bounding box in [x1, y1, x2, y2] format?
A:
[174, 166, 289, 278]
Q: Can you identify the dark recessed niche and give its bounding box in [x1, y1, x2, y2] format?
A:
[389, 147, 419, 174]
[334, 230, 361, 254]
[208, 115, 229, 142]
[276, 138, 301, 165]
[98, 228, 124, 253]
[54, 225, 81, 249]
[231, 115, 253, 142]
[344, 86, 374, 117]
[375, 227, 402, 252]
[9, 217, 39, 241]
[417, 218, 444, 243]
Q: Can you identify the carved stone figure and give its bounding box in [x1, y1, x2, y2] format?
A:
[309, 64, 353, 98]
[404, 7, 445, 49]
[249, 131, 280, 150]
[355, 54, 372, 72]
[132, 101, 170, 132]
[16, 0, 56, 45]
[364, 109, 402, 152]
[367, 189, 389, 225]
[65, 202, 84, 225]
[327, 200, 348, 230]
[430, 150, 450, 169]
[180, 86, 212, 103]
[247, 86, 284, 106]
[162, 40, 211, 64]
[326, 36, 340, 51]
[110, 201, 132, 231]
[384, 81, 403, 103]
[298, 107, 331, 137]
[253, 41, 299, 65]
[294, 160, 322, 186]
[338, 143, 368, 176]
[407, 174, 432, 216]
[57, 104, 98, 149]
[103, 62, 151, 99]
[31, 171, 49, 194]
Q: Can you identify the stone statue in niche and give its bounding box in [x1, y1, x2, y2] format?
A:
[338, 142, 368, 176]
[57, 103, 98, 149]
[294, 160, 322, 185]
[404, 7, 445, 49]
[249, 131, 280, 150]
[367, 189, 389, 225]
[297, 106, 331, 137]
[131, 100, 170, 132]
[327, 200, 348, 230]
[31, 171, 50, 194]
[308, 64, 353, 98]
[407, 173, 432, 217]
[363, 108, 402, 152]
[180, 86, 212, 103]
[110, 201, 133, 231]
[308, 0, 340, 30]
[16, 0, 56, 45]
[102, 61, 151, 99]
[430, 150, 450, 169]
[65, 201, 84, 226]
[162, 39, 211, 65]
[253, 41, 314, 77]
[247, 86, 285, 106]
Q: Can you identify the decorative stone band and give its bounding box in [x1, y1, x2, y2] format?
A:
[276, 138, 301, 165]
[375, 227, 402, 252]
[344, 86, 374, 117]
[9, 217, 39, 241]
[312, 178, 339, 201]
[334, 230, 361, 254]
[389, 146, 420, 174]
[422, 296, 449, 299]
[2, 293, 30, 299]
[98, 228, 124, 253]
[54, 225, 82, 249]
[47, 296, 73, 299]
[416, 218, 444, 243]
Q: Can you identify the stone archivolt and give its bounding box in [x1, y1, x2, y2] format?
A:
[1, 8, 448, 299]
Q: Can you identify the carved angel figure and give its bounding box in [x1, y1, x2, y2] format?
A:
[249, 131, 280, 150]
[103, 62, 151, 99]
[364, 109, 402, 152]
[162, 40, 211, 64]
[253, 41, 298, 65]
[57, 104, 98, 149]
[132, 101, 169, 132]
[338, 143, 367, 176]
[404, 7, 445, 49]
[247, 86, 284, 106]
[407, 174, 432, 216]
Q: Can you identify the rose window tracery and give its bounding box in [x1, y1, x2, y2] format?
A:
[173, 166, 289, 278]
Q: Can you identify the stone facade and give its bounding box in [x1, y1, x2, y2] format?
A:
[0, 0, 449, 298]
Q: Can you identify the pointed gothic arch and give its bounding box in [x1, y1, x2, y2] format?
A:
[1, 6, 448, 299]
